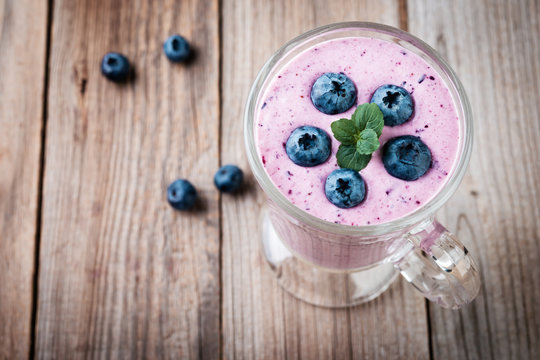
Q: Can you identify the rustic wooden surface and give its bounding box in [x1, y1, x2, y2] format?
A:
[0, 0, 48, 358]
[37, 0, 220, 358]
[0, 0, 538, 359]
[410, 1, 540, 359]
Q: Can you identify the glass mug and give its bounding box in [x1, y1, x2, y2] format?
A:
[244, 22, 480, 309]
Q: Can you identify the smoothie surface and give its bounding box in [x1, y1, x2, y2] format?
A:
[256, 37, 460, 226]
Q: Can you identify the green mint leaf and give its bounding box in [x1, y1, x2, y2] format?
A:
[330, 118, 359, 145]
[332, 103, 385, 172]
[336, 144, 372, 172]
[364, 103, 384, 136]
[356, 128, 380, 155]
[351, 103, 384, 136]
[351, 104, 368, 130]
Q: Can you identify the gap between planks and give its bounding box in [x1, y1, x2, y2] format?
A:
[398, 0, 409, 31]
[218, 0, 225, 357]
[29, 0, 55, 359]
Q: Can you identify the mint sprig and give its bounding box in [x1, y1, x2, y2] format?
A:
[330, 103, 384, 171]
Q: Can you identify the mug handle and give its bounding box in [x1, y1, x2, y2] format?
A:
[393, 218, 481, 309]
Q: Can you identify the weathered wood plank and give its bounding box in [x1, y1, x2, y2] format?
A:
[0, 0, 48, 358]
[409, 0, 540, 359]
[220, 1, 429, 358]
[36, 0, 220, 358]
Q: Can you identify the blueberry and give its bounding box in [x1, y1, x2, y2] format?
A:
[101, 52, 130, 82]
[285, 126, 331, 167]
[167, 179, 197, 210]
[382, 135, 432, 181]
[370, 84, 413, 126]
[163, 35, 191, 62]
[310, 72, 357, 115]
[214, 164, 243, 193]
[324, 169, 366, 209]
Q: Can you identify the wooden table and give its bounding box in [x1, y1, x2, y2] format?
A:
[1, 0, 539, 358]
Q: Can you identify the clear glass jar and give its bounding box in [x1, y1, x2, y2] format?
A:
[244, 22, 480, 309]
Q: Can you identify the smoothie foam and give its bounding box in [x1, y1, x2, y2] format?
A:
[256, 37, 460, 226]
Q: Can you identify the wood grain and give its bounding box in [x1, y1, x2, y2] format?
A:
[409, 0, 540, 359]
[220, 0, 429, 358]
[36, 0, 220, 358]
[0, 0, 48, 358]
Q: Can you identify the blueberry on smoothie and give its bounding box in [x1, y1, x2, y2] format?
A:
[285, 126, 331, 167]
[163, 35, 191, 62]
[370, 84, 413, 126]
[382, 135, 432, 181]
[167, 179, 197, 210]
[101, 52, 130, 82]
[325, 169, 366, 208]
[214, 164, 243, 193]
[310, 72, 357, 114]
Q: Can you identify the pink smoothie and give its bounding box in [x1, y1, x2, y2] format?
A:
[256, 37, 460, 226]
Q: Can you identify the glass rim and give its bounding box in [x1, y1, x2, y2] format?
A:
[244, 21, 473, 236]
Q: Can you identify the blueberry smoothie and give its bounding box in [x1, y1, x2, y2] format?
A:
[256, 37, 460, 228]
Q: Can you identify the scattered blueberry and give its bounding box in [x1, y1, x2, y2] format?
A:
[285, 126, 331, 167]
[214, 164, 243, 193]
[101, 52, 130, 82]
[167, 179, 197, 210]
[370, 84, 414, 126]
[324, 169, 366, 209]
[310, 72, 357, 114]
[382, 135, 432, 181]
[163, 35, 191, 62]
